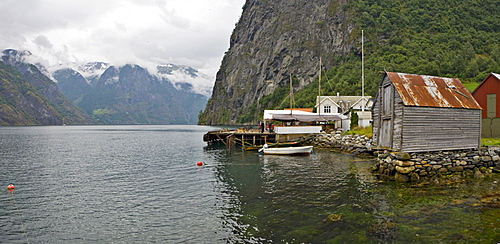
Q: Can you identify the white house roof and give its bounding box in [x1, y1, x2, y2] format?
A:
[263, 109, 311, 120]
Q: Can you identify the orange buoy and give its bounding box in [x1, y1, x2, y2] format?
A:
[7, 184, 15, 190]
[196, 162, 203, 166]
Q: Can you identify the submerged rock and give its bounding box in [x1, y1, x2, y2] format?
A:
[474, 170, 485, 179]
[324, 214, 343, 223]
[480, 191, 500, 208]
[395, 172, 410, 182]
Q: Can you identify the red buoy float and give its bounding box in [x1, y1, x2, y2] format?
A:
[196, 162, 203, 166]
[7, 184, 15, 190]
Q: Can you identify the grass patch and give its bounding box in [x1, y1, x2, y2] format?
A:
[93, 108, 115, 115]
[344, 125, 372, 137]
[481, 138, 500, 146]
[463, 82, 480, 92]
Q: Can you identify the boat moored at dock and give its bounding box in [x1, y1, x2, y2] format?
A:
[258, 144, 313, 155]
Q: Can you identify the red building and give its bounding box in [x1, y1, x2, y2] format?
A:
[472, 73, 500, 137]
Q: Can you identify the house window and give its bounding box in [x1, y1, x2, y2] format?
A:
[324, 106, 331, 113]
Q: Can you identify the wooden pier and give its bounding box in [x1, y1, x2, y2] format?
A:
[203, 129, 276, 148]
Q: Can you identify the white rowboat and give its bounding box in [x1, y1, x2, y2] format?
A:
[259, 145, 313, 155]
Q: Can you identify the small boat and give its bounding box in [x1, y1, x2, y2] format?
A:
[258, 144, 313, 155]
[244, 141, 301, 151]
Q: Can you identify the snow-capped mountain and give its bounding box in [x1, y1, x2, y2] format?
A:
[156, 63, 213, 96]
[52, 62, 209, 124]
[1, 49, 211, 124]
[2, 49, 52, 78]
[77, 61, 110, 85]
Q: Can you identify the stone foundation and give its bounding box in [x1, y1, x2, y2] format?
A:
[301, 133, 500, 182]
[372, 149, 500, 182]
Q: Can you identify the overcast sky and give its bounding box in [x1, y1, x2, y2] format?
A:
[0, 0, 245, 79]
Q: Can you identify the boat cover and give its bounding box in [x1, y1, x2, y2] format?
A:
[270, 113, 347, 122]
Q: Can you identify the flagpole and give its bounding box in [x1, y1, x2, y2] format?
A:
[318, 57, 321, 115]
[361, 30, 365, 112]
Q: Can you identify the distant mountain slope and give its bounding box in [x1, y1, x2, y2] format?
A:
[53, 68, 92, 102]
[0, 51, 93, 125]
[55, 64, 208, 125]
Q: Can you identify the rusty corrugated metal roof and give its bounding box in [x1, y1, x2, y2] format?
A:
[386, 72, 482, 110]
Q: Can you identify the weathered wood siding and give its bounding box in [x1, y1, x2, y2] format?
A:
[372, 78, 383, 146]
[373, 76, 403, 149]
[392, 92, 404, 150]
[372, 97, 380, 143]
[400, 107, 481, 152]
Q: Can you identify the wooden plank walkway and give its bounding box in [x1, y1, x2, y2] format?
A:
[203, 129, 276, 147]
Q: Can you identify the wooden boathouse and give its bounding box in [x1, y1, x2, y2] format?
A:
[372, 72, 482, 152]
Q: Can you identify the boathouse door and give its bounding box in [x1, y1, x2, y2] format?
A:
[378, 83, 394, 148]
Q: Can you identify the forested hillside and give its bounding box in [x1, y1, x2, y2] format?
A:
[0, 62, 92, 125]
[292, 0, 499, 108]
[286, 0, 499, 109]
[200, 0, 500, 124]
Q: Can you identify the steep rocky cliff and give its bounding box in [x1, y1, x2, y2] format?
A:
[200, 0, 355, 124]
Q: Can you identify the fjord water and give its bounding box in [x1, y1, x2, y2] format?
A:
[0, 125, 499, 243]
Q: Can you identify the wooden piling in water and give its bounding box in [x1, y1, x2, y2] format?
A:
[203, 130, 276, 148]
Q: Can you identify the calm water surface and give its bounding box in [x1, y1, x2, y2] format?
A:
[0, 125, 499, 243]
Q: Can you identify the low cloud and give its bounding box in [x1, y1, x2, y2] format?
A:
[0, 0, 245, 94]
[33, 35, 53, 49]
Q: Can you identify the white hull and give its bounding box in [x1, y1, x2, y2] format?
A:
[262, 145, 313, 155]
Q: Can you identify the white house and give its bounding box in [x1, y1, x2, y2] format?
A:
[315, 94, 373, 130]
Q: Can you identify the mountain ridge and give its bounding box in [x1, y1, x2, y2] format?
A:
[1, 49, 209, 125]
[0, 50, 93, 125]
[54, 63, 208, 125]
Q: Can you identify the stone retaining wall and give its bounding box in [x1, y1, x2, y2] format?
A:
[302, 133, 500, 182]
[372, 149, 500, 182]
[302, 132, 371, 154]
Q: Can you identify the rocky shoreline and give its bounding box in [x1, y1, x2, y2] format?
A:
[302, 132, 372, 155]
[302, 133, 500, 182]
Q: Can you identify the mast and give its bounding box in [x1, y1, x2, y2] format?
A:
[290, 74, 293, 115]
[318, 57, 322, 115]
[361, 30, 365, 112]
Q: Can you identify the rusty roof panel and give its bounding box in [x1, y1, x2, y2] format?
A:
[386, 72, 482, 110]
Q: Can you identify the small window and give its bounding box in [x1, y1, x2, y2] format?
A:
[324, 105, 331, 113]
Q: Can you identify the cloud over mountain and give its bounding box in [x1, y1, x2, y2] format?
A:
[0, 0, 245, 93]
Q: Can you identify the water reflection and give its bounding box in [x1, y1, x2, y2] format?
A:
[1, 126, 497, 243]
[208, 147, 384, 243]
[207, 146, 500, 243]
